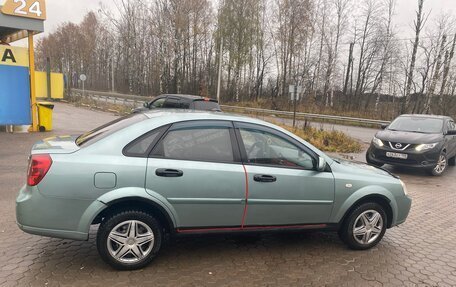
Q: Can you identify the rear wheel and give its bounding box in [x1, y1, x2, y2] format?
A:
[427, 152, 447, 176]
[339, 202, 387, 250]
[97, 210, 163, 270]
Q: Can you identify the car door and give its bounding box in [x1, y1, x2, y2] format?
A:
[446, 119, 456, 157]
[145, 120, 246, 228]
[234, 122, 335, 226]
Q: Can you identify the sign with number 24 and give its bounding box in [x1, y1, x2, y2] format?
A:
[1, 0, 46, 20]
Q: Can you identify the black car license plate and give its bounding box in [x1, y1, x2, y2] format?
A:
[386, 152, 408, 159]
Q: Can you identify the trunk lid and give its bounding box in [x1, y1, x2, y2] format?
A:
[31, 135, 80, 154]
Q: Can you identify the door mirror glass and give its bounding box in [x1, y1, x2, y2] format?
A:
[317, 157, 327, 172]
[381, 124, 389, 130]
[143, 102, 149, 108]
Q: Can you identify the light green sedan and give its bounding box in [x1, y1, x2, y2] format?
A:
[16, 111, 412, 270]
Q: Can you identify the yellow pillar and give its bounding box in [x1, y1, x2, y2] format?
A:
[28, 31, 39, 132]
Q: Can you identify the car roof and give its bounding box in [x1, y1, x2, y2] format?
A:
[157, 94, 218, 102]
[142, 109, 263, 124]
[399, 114, 452, 120]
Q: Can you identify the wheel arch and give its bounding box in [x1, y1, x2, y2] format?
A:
[339, 195, 394, 229]
[332, 185, 398, 229]
[92, 197, 176, 233]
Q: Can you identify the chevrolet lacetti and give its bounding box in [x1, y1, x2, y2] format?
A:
[16, 111, 412, 270]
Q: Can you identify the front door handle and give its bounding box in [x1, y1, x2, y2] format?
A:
[156, 168, 183, 177]
[254, 174, 276, 183]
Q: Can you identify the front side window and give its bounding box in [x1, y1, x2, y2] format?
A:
[150, 98, 166, 108]
[163, 98, 182, 109]
[152, 124, 235, 162]
[239, 128, 314, 169]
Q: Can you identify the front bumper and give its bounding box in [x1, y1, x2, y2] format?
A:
[394, 195, 412, 226]
[367, 144, 440, 169]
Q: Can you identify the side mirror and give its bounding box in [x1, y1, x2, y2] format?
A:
[447, 130, 456, 135]
[143, 102, 149, 108]
[317, 157, 327, 172]
[380, 124, 389, 130]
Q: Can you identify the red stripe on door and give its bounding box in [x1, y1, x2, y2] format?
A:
[241, 164, 249, 228]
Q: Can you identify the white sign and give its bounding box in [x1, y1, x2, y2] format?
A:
[289, 85, 302, 101]
[79, 74, 87, 82]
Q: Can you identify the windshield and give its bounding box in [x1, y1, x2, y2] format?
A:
[193, 100, 221, 111]
[388, 117, 443, 134]
[76, 114, 147, 146]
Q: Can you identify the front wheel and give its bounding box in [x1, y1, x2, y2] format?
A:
[97, 210, 163, 270]
[427, 152, 447, 176]
[339, 202, 387, 250]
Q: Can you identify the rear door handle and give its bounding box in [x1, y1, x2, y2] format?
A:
[254, 174, 276, 183]
[156, 168, 183, 177]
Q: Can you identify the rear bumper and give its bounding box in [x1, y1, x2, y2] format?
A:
[367, 145, 439, 169]
[16, 185, 94, 241]
[16, 222, 88, 240]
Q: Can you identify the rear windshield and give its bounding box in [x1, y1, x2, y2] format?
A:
[193, 100, 220, 111]
[76, 114, 147, 146]
[388, 117, 444, 134]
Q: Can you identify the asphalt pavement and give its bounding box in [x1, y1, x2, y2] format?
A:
[0, 103, 455, 286]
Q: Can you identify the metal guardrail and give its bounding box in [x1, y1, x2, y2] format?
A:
[71, 89, 390, 126]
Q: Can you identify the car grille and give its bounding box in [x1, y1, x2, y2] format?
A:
[388, 141, 414, 151]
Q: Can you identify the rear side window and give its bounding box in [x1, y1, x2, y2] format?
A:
[152, 123, 235, 162]
[192, 100, 220, 111]
[76, 114, 147, 146]
[123, 125, 169, 157]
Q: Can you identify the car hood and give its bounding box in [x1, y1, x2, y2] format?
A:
[31, 135, 80, 154]
[376, 129, 443, 144]
[333, 159, 397, 178]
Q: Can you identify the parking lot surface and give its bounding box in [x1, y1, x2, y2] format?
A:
[1, 103, 455, 286]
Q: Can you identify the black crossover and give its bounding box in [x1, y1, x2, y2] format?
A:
[366, 114, 456, 176]
[133, 94, 221, 113]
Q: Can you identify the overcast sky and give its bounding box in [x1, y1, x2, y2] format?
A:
[6, 0, 456, 45]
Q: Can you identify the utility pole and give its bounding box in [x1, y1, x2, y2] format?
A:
[111, 57, 115, 92]
[216, 37, 223, 103]
[46, 57, 52, 100]
[293, 84, 298, 128]
[343, 43, 354, 97]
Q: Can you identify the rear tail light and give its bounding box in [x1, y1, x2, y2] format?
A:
[27, 154, 53, 186]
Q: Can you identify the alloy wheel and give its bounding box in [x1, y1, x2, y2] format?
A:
[352, 210, 383, 245]
[107, 220, 155, 263]
[433, 154, 447, 174]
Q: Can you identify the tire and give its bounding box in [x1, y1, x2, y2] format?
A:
[338, 202, 387, 250]
[448, 155, 456, 166]
[97, 210, 163, 270]
[427, 151, 448, 176]
[366, 153, 384, 168]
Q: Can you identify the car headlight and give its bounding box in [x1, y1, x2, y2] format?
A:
[372, 136, 384, 147]
[415, 143, 438, 152]
[400, 180, 408, 196]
